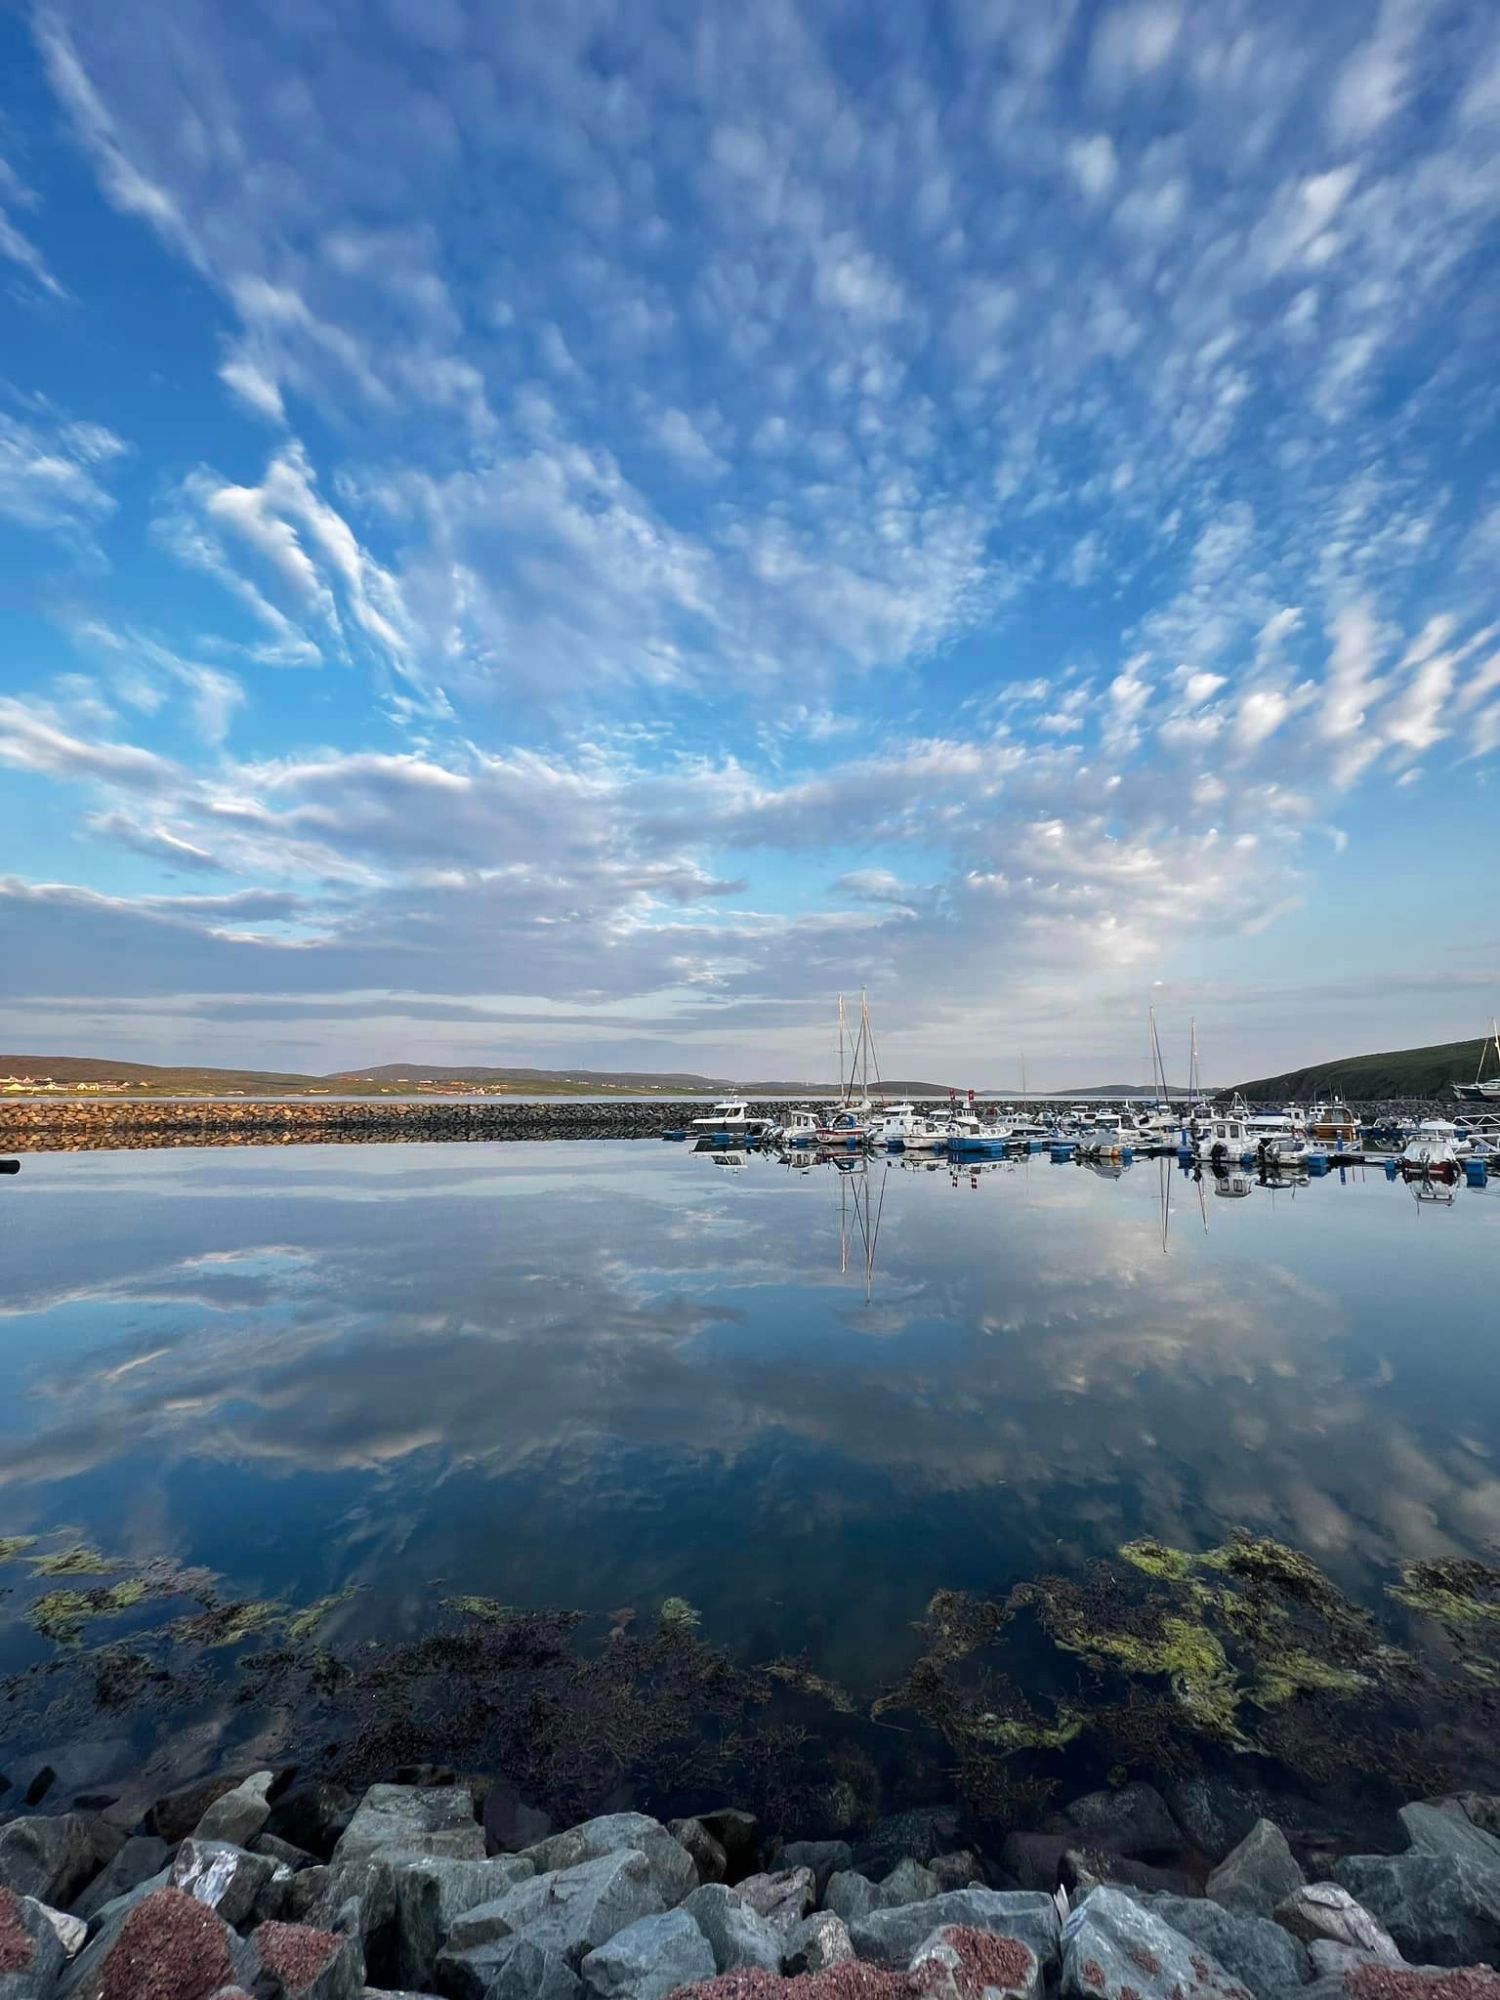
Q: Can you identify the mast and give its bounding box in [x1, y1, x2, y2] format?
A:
[1149, 1006, 1169, 1104]
[1188, 1018, 1201, 1100]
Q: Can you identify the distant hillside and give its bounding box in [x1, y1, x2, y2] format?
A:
[0, 1055, 319, 1089]
[333, 1063, 733, 1091]
[1237, 1037, 1493, 1100]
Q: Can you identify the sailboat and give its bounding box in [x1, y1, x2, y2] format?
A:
[815, 992, 884, 1146]
[1453, 1020, 1500, 1103]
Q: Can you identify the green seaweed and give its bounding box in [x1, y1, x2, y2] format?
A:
[1120, 1538, 1199, 1582]
[441, 1595, 523, 1624]
[0, 1536, 37, 1564]
[28, 1545, 111, 1577]
[659, 1596, 702, 1633]
[170, 1597, 283, 1647]
[1390, 1559, 1500, 1625]
[30, 1579, 147, 1645]
[765, 1658, 857, 1714]
[287, 1587, 361, 1642]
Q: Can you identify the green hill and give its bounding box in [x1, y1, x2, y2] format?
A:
[1237, 1037, 1496, 1101]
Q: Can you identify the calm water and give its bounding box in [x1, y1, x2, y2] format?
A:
[1, 1140, 1497, 1809]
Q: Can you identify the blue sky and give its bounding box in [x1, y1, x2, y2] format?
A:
[1, 0, 1497, 1086]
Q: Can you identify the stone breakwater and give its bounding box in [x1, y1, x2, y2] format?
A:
[0, 1098, 801, 1153]
[3, 1766, 1500, 2000]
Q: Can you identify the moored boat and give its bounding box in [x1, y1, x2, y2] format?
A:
[1400, 1119, 1469, 1183]
[690, 1098, 778, 1139]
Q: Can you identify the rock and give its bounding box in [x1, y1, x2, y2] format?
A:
[35, 1902, 88, 1958]
[1062, 1851, 1198, 1899]
[783, 1913, 855, 1976]
[882, 1862, 939, 1906]
[681, 1886, 782, 1973]
[59, 1885, 249, 2000]
[776, 1844, 851, 1896]
[1140, 1893, 1310, 2000]
[0, 1885, 67, 1998]
[485, 1787, 553, 1858]
[928, 1855, 985, 1896]
[1208, 1822, 1305, 1920]
[853, 1812, 960, 1879]
[669, 1824, 728, 1889]
[247, 1919, 365, 1999]
[850, 1889, 1060, 1974]
[731, 1870, 815, 1938]
[254, 1837, 319, 1874]
[171, 1840, 279, 1927]
[1275, 1885, 1402, 1964]
[434, 1934, 580, 2000]
[283, 1870, 332, 1926]
[73, 1837, 173, 1922]
[443, 1851, 664, 1967]
[1061, 1886, 1256, 2000]
[694, 1815, 759, 1883]
[911, 1924, 1042, 2000]
[999, 1837, 1071, 1894]
[1334, 1854, 1500, 1969]
[334, 1789, 481, 1868]
[578, 1909, 715, 2000]
[150, 1773, 257, 1844]
[824, 1874, 893, 1927]
[197, 1774, 277, 1850]
[1063, 1783, 1182, 1857]
[1308, 1942, 1381, 1979]
[268, 1786, 358, 1862]
[0, 1814, 123, 1910]
[1422, 1794, 1500, 1840]
[389, 1855, 537, 1991]
[525, 1819, 696, 1910]
[1398, 1806, 1500, 1875]
[1302, 1973, 1500, 2000]
[1165, 1778, 1400, 1867]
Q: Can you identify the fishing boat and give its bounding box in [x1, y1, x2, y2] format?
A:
[1309, 1097, 1360, 1148]
[1195, 1109, 1253, 1165]
[780, 1107, 824, 1147]
[1079, 1110, 1135, 1157]
[690, 1098, 778, 1139]
[1400, 1119, 1469, 1183]
[1453, 1020, 1500, 1102]
[869, 1103, 951, 1150]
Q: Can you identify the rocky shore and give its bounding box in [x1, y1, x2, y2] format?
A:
[4, 1765, 1500, 2000]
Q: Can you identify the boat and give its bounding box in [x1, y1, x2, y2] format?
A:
[869, 1103, 951, 1150]
[815, 992, 885, 1146]
[1309, 1097, 1361, 1148]
[1399, 1119, 1469, 1183]
[779, 1107, 824, 1147]
[690, 1098, 777, 1139]
[1196, 1110, 1253, 1165]
[1454, 1020, 1500, 1102]
[1078, 1110, 1135, 1157]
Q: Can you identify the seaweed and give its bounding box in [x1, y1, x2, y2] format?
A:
[287, 1587, 362, 1644]
[659, 1597, 703, 1633]
[29, 1579, 147, 1646]
[765, 1657, 858, 1714]
[0, 1537, 37, 1565]
[27, 1546, 111, 1577]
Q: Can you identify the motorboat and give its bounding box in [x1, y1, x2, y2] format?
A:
[1196, 1111, 1253, 1165]
[1400, 1119, 1469, 1183]
[815, 1105, 876, 1147]
[1309, 1097, 1361, 1148]
[1079, 1111, 1134, 1157]
[690, 1098, 778, 1139]
[780, 1107, 824, 1147]
[870, 1103, 951, 1150]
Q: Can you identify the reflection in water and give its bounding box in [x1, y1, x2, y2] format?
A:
[1, 1142, 1497, 1722]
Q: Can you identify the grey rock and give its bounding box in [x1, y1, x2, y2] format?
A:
[72, 1836, 172, 1922]
[1307, 1941, 1381, 1979]
[34, 1903, 88, 1959]
[1166, 1778, 1399, 1867]
[1301, 1974, 1500, 2000]
[912, 1925, 1041, 2000]
[171, 1839, 279, 1927]
[882, 1860, 939, 1905]
[928, 1853, 985, 1895]
[783, 1912, 854, 1975]
[390, 1855, 537, 1991]
[1140, 1893, 1310, 2000]
[477, 1940, 585, 2000]
[150, 1771, 257, 1844]
[850, 1889, 1060, 1974]
[246, 1918, 366, 1998]
[1335, 1853, 1500, 1968]
[1421, 1793, 1500, 1840]
[269, 1784, 358, 1862]
[1208, 1822, 1304, 1920]
[485, 1786, 553, 1857]
[525, 1818, 695, 1911]
[255, 1836, 319, 1874]
[776, 1843, 851, 1896]
[59, 1884, 255, 2000]
[197, 1772, 277, 1849]
[1000, 1836, 1071, 1894]
[444, 1851, 664, 1967]
[668, 1823, 727, 1888]
[334, 1787, 481, 1867]
[0, 1815, 123, 1911]
[853, 1812, 959, 1879]
[75, 1867, 175, 1943]
[824, 1873, 893, 1927]
[681, 1885, 781, 1973]
[578, 1910, 715, 2000]
[732, 1869, 815, 1938]
[1399, 1804, 1500, 1875]
[1275, 1884, 1402, 1963]
[1062, 1886, 1257, 2000]
[1064, 1783, 1182, 1857]
[284, 1869, 332, 1926]
[1063, 1851, 1198, 1899]
[694, 1813, 758, 1881]
[0, 1886, 67, 1999]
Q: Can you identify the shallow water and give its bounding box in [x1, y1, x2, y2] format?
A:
[1, 1140, 1497, 1812]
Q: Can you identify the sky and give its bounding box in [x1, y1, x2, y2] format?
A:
[0, 0, 1498, 1089]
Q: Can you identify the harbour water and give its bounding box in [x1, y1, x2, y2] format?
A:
[2, 1140, 1497, 1824]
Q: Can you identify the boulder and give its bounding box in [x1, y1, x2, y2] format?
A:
[1398, 1806, 1500, 1875]
[783, 1913, 854, 1975]
[389, 1855, 537, 1991]
[1208, 1822, 1304, 1920]
[1061, 1886, 1257, 2000]
[267, 1785, 357, 1862]
[1139, 1892, 1310, 2000]
[669, 1824, 728, 1889]
[334, 1788, 481, 1868]
[928, 1855, 986, 1896]
[850, 1890, 1060, 1974]
[0, 1885, 67, 1999]
[693, 1815, 759, 1883]
[525, 1818, 695, 1910]
[35, 1903, 88, 1959]
[1301, 1973, 1500, 2000]
[442, 1851, 664, 1967]
[1274, 1885, 1402, 1964]
[853, 1812, 960, 1879]
[882, 1862, 939, 1906]
[1421, 1794, 1500, 1840]
[58, 1885, 250, 2000]
[171, 1841, 279, 1927]
[681, 1887, 781, 1974]
[578, 1910, 715, 2000]
[1165, 1778, 1399, 1867]
[1063, 1784, 1182, 1857]
[776, 1845, 851, 1896]
[1334, 1855, 1500, 1969]
[73, 1836, 173, 1921]
[255, 1837, 319, 1875]
[0, 1815, 123, 1910]
[999, 1837, 1070, 1894]
[1062, 1851, 1198, 1899]
[246, 1919, 365, 1999]
[150, 1773, 257, 1844]
[731, 1871, 815, 1939]
[483, 1785, 553, 1858]
[912, 1924, 1042, 2000]
[824, 1874, 893, 1927]
[477, 1939, 584, 2000]
[197, 1775, 277, 1850]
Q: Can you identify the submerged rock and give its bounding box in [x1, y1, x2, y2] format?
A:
[850, 1890, 1060, 1974]
[1063, 1785, 1182, 1858]
[484, 1784, 553, 1857]
[693, 1816, 760, 1884]
[999, 1837, 1070, 1894]
[578, 1909, 715, 2000]
[1207, 1822, 1304, 1921]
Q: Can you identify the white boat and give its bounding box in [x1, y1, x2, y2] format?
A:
[1453, 1020, 1500, 1102]
[1196, 1112, 1253, 1164]
[690, 1098, 777, 1138]
[1079, 1111, 1134, 1157]
[870, 1103, 951, 1150]
[1400, 1119, 1469, 1182]
[780, 1107, 823, 1147]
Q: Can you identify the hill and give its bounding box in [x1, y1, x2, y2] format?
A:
[1236, 1037, 1494, 1100]
[0, 1055, 320, 1090]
